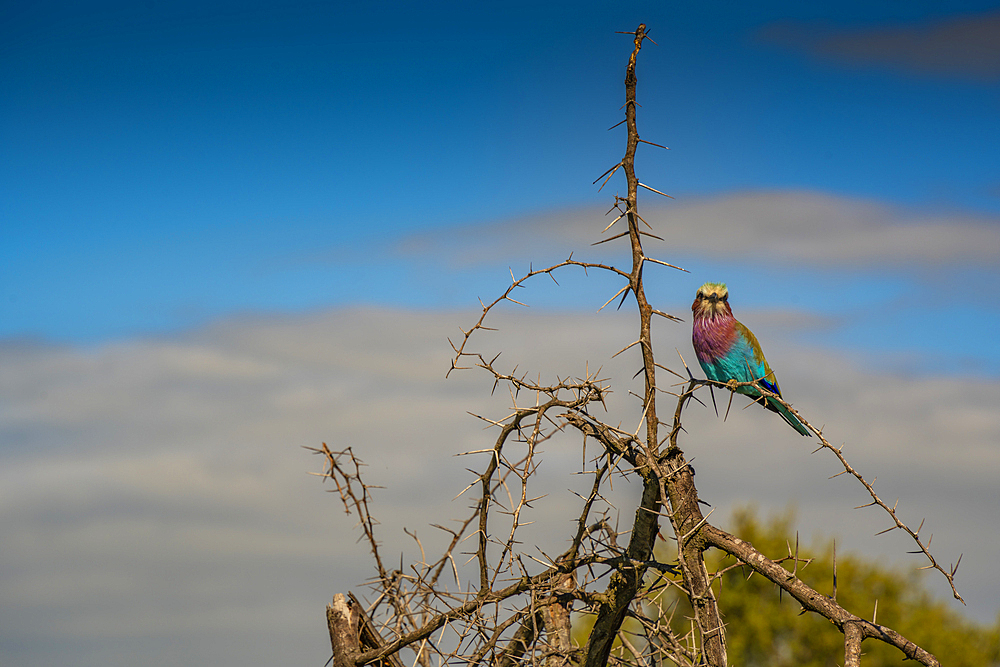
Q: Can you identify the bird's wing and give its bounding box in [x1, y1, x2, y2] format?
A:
[734, 321, 782, 396]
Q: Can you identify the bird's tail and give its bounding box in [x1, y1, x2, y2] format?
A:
[765, 397, 811, 437]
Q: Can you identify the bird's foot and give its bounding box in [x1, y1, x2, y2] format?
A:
[726, 379, 739, 391]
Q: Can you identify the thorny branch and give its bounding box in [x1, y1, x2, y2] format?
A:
[316, 22, 958, 667]
[686, 371, 964, 605]
[446, 258, 632, 379]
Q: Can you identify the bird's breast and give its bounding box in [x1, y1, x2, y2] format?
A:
[692, 315, 738, 361]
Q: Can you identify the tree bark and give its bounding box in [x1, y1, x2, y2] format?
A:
[327, 593, 360, 667]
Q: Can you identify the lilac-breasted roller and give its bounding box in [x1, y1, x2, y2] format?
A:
[691, 282, 810, 436]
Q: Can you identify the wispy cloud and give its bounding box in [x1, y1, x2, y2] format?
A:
[758, 11, 1000, 81]
[389, 191, 1000, 270]
[1, 306, 996, 666]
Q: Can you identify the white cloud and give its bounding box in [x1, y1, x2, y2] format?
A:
[0, 306, 996, 666]
[396, 191, 1000, 267]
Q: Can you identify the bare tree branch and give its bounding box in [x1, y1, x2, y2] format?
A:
[315, 21, 955, 667]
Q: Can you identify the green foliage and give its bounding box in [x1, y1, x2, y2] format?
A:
[651, 508, 1000, 667]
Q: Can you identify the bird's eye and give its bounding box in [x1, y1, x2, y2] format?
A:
[721, 294, 728, 302]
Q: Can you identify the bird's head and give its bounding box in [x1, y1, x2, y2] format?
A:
[692, 282, 732, 319]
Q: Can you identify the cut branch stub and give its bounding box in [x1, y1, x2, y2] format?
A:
[327, 593, 360, 667]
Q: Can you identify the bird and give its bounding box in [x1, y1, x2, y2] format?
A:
[691, 282, 810, 436]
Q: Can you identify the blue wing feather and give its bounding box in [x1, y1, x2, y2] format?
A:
[759, 377, 779, 395]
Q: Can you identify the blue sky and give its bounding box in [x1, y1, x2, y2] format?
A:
[2, 3, 1000, 666]
[4, 0, 999, 343]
